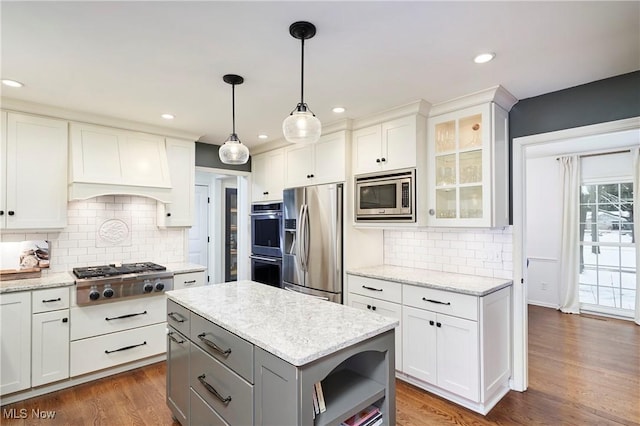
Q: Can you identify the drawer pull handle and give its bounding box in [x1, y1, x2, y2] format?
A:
[105, 310, 147, 321]
[168, 312, 186, 323]
[197, 333, 232, 356]
[42, 297, 61, 303]
[168, 332, 185, 344]
[362, 285, 383, 292]
[422, 298, 451, 306]
[105, 341, 147, 354]
[198, 374, 232, 405]
[184, 280, 197, 284]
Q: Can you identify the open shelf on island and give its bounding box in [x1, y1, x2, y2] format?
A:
[314, 369, 385, 426]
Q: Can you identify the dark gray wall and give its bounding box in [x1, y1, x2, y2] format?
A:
[508, 70, 640, 222]
[195, 142, 252, 172]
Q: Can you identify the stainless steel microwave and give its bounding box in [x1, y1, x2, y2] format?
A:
[355, 169, 415, 222]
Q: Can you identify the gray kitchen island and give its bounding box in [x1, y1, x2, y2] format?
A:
[165, 280, 398, 426]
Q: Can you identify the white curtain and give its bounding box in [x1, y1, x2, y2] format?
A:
[559, 155, 581, 314]
[633, 147, 640, 325]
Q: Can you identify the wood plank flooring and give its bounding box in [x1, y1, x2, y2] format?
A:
[2, 305, 639, 425]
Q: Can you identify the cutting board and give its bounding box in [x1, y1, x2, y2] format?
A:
[0, 268, 42, 280]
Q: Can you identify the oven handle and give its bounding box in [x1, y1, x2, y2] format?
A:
[250, 212, 282, 217]
[105, 310, 148, 321]
[250, 255, 282, 263]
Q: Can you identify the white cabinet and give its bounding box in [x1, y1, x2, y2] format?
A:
[0, 112, 68, 229]
[427, 86, 515, 227]
[400, 284, 511, 414]
[252, 148, 285, 202]
[173, 270, 206, 290]
[157, 138, 195, 227]
[0, 292, 31, 395]
[353, 115, 425, 175]
[346, 275, 402, 371]
[284, 131, 347, 188]
[31, 287, 70, 387]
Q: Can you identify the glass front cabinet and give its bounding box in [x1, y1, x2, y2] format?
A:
[427, 87, 515, 227]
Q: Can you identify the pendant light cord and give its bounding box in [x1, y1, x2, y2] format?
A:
[231, 83, 236, 134]
[300, 38, 305, 106]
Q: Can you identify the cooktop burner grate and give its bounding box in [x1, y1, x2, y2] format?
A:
[73, 262, 166, 279]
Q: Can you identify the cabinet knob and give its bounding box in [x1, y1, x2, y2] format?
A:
[381, 157, 386, 162]
[0, 210, 3, 216]
[306, 174, 311, 178]
[8, 211, 14, 216]
[263, 191, 269, 195]
[62, 318, 68, 323]
[366, 304, 371, 310]
[436, 322, 442, 328]
[371, 305, 376, 311]
[429, 320, 434, 326]
[166, 213, 171, 217]
[376, 158, 381, 163]
[428, 209, 435, 216]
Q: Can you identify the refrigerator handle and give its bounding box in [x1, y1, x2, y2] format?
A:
[297, 204, 307, 272]
[303, 203, 310, 272]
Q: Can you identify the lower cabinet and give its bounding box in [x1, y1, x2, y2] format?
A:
[173, 270, 206, 290]
[0, 292, 31, 395]
[167, 326, 190, 425]
[32, 309, 70, 387]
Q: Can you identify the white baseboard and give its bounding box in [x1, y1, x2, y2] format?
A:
[527, 300, 559, 309]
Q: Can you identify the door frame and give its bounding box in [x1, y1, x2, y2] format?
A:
[512, 116, 640, 391]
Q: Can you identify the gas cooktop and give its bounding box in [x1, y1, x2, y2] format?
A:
[73, 262, 166, 279]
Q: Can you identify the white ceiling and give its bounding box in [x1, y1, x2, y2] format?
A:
[2, 1, 638, 151]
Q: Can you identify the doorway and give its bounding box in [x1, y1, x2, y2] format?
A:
[512, 116, 640, 391]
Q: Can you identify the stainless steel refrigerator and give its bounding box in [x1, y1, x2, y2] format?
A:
[282, 183, 343, 303]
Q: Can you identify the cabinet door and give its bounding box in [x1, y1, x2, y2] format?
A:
[402, 306, 437, 384]
[158, 138, 195, 227]
[382, 115, 416, 171]
[349, 293, 403, 372]
[252, 149, 284, 202]
[436, 314, 479, 401]
[4, 113, 68, 229]
[0, 292, 31, 395]
[284, 144, 314, 188]
[167, 328, 190, 425]
[313, 131, 346, 185]
[352, 125, 382, 175]
[32, 309, 70, 387]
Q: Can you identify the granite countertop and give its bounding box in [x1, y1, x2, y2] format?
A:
[0, 272, 75, 294]
[167, 281, 398, 366]
[348, 264, 512, 296]
[165, 262, 206, 274]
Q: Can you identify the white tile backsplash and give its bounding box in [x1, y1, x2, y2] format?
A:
[384, 226, 513, 279]
[2, 196, 187, 273]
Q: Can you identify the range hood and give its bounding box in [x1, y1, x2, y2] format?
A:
[68, 123, 172, 203]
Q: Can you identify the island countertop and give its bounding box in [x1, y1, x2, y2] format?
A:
[166, 280, 398, 366]
[347, 264, 512, 296]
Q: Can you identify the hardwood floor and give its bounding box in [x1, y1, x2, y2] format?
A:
[2, 305, 639, 425]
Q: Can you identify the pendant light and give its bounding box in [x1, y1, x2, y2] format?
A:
[219, 74, 249, 165]
[282, 21, 321, 144]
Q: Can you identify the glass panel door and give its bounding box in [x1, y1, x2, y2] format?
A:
[225, 188, 238, 282]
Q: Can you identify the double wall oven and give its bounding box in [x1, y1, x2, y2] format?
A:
[250, 202, 283, 288]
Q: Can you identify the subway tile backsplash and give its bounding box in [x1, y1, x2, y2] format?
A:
[384, 227, 513, 279]
[2, 196, 186, 274]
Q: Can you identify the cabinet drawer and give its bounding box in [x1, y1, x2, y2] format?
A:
[167, 299, 191, 337]
[70, 322, 166, 377]
[403, 285, 478, 321]
[70, 295, 166, 340]
[173, 271, 205, 290]
[191, 343, 253, 426]
[190, 388, 229, 426]
[348, 275, 402, 303]
[191, 313, 254, 383]
[32, 287, 70, 313]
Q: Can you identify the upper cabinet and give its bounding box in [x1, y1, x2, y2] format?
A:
[426, 86, 516, 228]
[1, 112, 68, 230]
[284, 130, 347, 188]
[69, 122, 172, 202]
[252, 148, 285, 202]
[352, 107, 428, 176]
[157, 138, 195, 227]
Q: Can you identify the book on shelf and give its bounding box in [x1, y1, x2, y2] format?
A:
[312, 385, 319, 415]
[340, 405, 381, 426]
[315, 381, 326, 413]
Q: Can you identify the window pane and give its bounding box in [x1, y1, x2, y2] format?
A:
[579, 285, 597, 305]
[597, 286, 618, 308]
[597, 269, 620, 288]
[581, 184, 597, 204]
[621, 289, 636, 310]
[620, 182, 633, 201]
[597, 247, 620, 268]
[621, 246, 636, 269]
[598, 184, 618, 203]
[580, 245, 599, 267]
[579, 263, 598, 285]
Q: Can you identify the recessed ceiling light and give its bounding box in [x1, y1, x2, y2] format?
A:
[332, 107, 346, 113]
[161, 113, 175, 120]
[258, 134, 268, 140]
[2, 79, 24, 88]
[474, 53, 495, 64]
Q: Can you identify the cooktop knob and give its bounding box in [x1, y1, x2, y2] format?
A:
[143, 281, 154, 293]
[154, 281, 165, 291]
[103, 288, 114, 298]
[89, 290, 100, 301]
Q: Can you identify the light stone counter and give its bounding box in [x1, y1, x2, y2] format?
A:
[0, 272, 75, 294]
[348, 264, 512, 296]
[165, 262, 206, 274]
[166, 280, 398, 366]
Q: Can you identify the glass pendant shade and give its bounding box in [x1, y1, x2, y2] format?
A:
[283, 105, 322, 144]
[219, 133, 249, 165]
